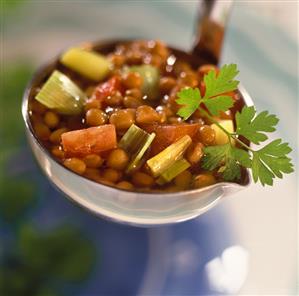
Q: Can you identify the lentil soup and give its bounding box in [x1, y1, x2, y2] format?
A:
[28, 40, 246, 193]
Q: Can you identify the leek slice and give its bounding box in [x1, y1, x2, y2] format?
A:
[35, 70, 86, 115]
[119, 124, 156, 173]
[128, 65, 160, 100]
[156, 158, 190, 185]
[126, 132, 156, 173]
[147, 135, 192, 177]
[60, 48, 111, 81]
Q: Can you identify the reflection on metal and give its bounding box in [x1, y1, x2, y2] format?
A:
[205, 245, 249, 294]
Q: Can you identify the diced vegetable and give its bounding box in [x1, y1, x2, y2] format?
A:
[211, 119, 234, 145]
[119, 124, 156, 172]
[128, 65, 160, 100]
[60, 47, 111, 81]
[141, 123, 200, 155]
[61, 124, 117, 156]
[147, 135, 192, 177]
[127, 133, 156, 173]
[119, 124, 150, 153]
[92, 76, 122, 102]
[35, 70, 86, 115]
[156, 158, 190, 185]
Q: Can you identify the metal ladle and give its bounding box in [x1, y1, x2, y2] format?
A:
[22, 0, 253, 226]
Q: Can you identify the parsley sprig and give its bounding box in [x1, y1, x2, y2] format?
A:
[176, 64, 294, 186]
[176, 64, 239, 120]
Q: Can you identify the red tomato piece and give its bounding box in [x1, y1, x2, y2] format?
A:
[61, 124, 117, 156]
[141, 123, 200, 155]
[92, 76, 122, 102]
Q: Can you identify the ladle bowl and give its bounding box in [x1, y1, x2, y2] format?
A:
[22, 1, 254, 226]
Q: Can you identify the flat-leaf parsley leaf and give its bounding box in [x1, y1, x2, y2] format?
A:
[203, 63, 239, 98]
[252, 139, 293, 185]
[202, 144, 252, 181]
[203, 95, 234, 116]
[176, 63, 294, 186]
[236, 106, 279, 144]
[176, 64, 238, 119]
[176, 88, 201, 120]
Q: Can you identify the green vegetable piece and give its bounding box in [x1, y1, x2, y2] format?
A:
[60, 47, 111, 81]
[157, 158, 190, 185]
[35, 70, 86, 115]
[127, 133, 156, 173]
[129, 65, 160, 100]
[147, 135, 192, 177]
[119, 124, 156, 173]
[119, 124, 151, 154]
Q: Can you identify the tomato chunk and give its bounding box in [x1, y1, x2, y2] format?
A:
[141, 123, 200, 155]
[91, 76, 122, 102]
[61, 124, 117, 156]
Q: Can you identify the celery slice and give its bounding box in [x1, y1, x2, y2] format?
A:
[35, 70, 86, 115]
[119, 124, 156, 173]
[127, 132, 156, 173]
[156, 158, 190, 185]
[146, 135, 192, 177]
[119, 124, 150, 154]
[60, 48, 111, 81]
[128, 65, 160, 100]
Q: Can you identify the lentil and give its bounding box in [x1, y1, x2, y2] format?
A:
[63, 158, 86, 175]
[109, 109, 135, 130]
[132, 171, 154, 187]
[86, 108, 107, 126]
[107, 149, 129, 170]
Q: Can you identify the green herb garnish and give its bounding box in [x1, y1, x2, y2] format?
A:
[176, 64, 294, 186]
[176, 64, 238, 120]
[235, 106, 278, 144]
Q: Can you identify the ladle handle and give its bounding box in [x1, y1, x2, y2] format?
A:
[192, 0, 233, 65]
